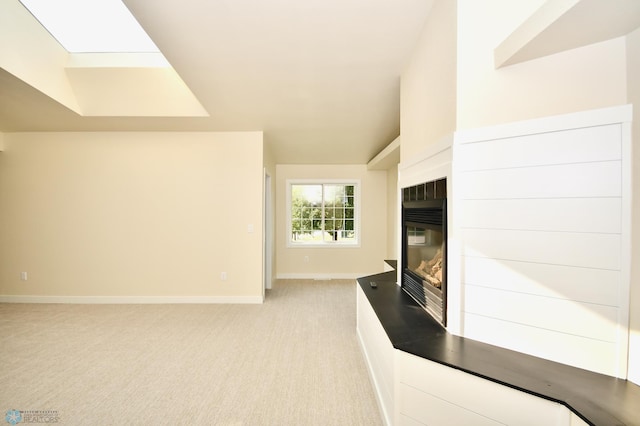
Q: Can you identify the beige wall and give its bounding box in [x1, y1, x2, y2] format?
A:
[275, 164, 386, 278]
[0, 131, 264, 300]
[400, 0, 457, 162]
[456, 0, 627, 130]
[627, 27, 640, 384]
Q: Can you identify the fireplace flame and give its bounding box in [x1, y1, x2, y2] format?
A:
[414, 248, 443, 288]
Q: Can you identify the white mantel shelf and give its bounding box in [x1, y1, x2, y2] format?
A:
[494, 0, 640, 68]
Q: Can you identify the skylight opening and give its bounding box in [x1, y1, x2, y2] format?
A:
[19, 0, 159, 53]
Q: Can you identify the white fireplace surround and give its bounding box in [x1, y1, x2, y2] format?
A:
[398, 104, 633, 379]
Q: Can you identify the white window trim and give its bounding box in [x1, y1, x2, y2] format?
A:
[286, 179, 361, 248]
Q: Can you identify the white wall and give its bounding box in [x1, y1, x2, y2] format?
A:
[453, 0, 635, 382]
[396, 350, 572, 426]
[0, 132, 265, 301]
[455, 107, 631, 377]
[356, 285, 395, 425]
[275, 164, 386, 279]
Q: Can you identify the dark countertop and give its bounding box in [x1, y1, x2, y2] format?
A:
[357, 271, 640, 426]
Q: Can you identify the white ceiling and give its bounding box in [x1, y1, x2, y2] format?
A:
[0, 0, 434, 164]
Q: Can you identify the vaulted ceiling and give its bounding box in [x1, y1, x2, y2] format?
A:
[0, 0, 434, 164]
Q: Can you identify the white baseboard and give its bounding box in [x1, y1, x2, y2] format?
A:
[276, 273, 366, 280]
[0, 295, 264, 304]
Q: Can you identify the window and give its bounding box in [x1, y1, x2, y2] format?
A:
[287, 180, 360, 246]
[407, 227, 425, 245]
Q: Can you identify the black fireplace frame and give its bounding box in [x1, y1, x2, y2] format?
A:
[402, 198, 447, 327]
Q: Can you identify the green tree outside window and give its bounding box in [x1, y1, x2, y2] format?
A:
[291, 183, 357, 243]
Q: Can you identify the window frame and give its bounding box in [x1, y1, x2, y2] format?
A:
[286, 179, 361, 248]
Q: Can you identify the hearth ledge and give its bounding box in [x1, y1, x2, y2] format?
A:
[357, 271, 640, 426]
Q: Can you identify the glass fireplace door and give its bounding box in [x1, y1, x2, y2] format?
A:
[402, 196, 447, 327]
[406, 225, 444, 290]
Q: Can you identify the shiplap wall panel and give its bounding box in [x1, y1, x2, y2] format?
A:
[454, 107, 629, 378]
[459, 198, 621, 234]
[463, 228, 621, 270]
[459, 161, 621, 200]
[463, 257, 619, 306]
[398, 414, 423, 426]
[570, 413, 590, 426]
[463, 313, 619, 375]
[397, 351, 568, 426]
[356, 286, 395, 425]
[465, 285, 618, 341]
[399, 384, 502, 426]
[455, 124, 621, 171]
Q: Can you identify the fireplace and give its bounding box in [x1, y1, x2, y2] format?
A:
[402, 179, 447, 327]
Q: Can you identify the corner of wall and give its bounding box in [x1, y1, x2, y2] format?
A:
[386, 163, 399, 260]
[400, 0, 457, 163]
[263, 137, 277, 291]
[625, 26, 640, 386]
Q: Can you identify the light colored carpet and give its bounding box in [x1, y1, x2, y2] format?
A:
[0, 279, 382, 426]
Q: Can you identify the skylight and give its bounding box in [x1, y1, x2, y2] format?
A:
[19, 0, 159, 53]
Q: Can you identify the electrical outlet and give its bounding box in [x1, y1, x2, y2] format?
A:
[220, 272, 227, 281]
[20, 272, 28, 281]
[304, 256, 309, 263]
